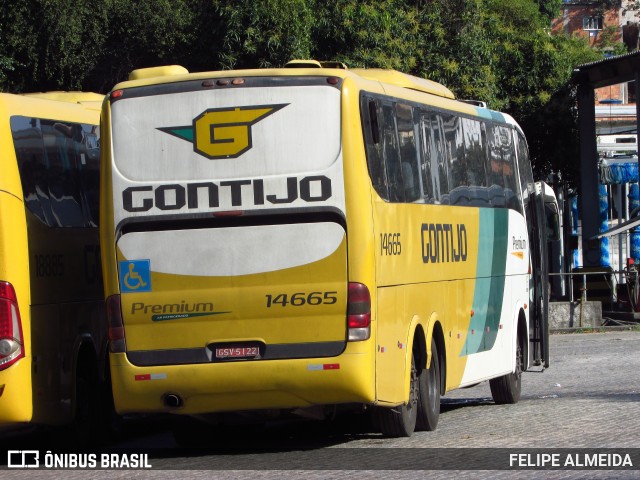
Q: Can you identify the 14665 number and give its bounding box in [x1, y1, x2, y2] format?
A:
[266, 291, 338, 308]
[380, 232, 401, 256]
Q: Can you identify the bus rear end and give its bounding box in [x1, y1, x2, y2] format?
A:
[0, 95, 32, 428]
[102, 68, 375, 416]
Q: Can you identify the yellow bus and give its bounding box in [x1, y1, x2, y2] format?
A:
[100, 61, 549, 439]
[0, 91, 109, 441]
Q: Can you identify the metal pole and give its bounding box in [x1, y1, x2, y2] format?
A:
[619, 184, 624, 285]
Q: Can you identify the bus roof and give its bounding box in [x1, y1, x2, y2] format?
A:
[0, 92, 103, 120]
[19, 92, 104, 112]
[115, 62, 527, 129]
[119, 61, 456, 100]
[22, 91, 104, 103]
[349, 68, 455, 99]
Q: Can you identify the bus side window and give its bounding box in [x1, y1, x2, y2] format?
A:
[381, 103, 404, 203]
[42, 121, 86, 227]
[444, 114, 465, 188]
[11, 116, 58, 226]
[443, 113, 467, 205]
[462, 118, 489, 207]
[462, 118, 487, 188]
[419, 115, 435, 202]
[395, 103, 421, 203]
[430, 113, 449, 204]
[500, 126, 522, 214]
[487, 125, 522, 214]
[362, 97, 389, 201]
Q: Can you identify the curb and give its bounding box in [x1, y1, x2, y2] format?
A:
[551, 325, 639, 334]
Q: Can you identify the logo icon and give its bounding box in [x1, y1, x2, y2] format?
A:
[119, 260, 152, 293]
[8, 450, 39, 468]
[158, 104, 288, 159]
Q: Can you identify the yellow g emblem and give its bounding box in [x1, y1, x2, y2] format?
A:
[158, 104, 288, 160]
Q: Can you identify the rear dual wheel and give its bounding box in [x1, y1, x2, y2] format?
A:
[374, 339, 440, 437]
[416, 339, 440, 431]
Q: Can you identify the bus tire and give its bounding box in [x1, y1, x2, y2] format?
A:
[372, 353, 418, 437]
[416, 338, 440, 431]
[67, 358, 102, 447]
[489, 337, 522, 404]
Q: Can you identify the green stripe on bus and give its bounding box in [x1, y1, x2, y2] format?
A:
[463, 209, 508, 356]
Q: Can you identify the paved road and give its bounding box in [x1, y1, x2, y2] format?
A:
[2, 330, 640, 479]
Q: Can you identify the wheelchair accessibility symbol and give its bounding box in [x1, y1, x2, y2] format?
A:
[119, 260, 152, 293]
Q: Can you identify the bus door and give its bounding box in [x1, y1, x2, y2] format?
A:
[527, 190, 549, 368]
[516, 134, 549, 369]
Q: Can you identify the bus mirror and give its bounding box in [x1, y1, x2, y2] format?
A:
[547, 212, 560, 242]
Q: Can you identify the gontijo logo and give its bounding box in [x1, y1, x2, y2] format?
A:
[158, 104, 288, 159]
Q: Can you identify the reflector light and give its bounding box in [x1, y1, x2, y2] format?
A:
[111, 90, 123, 99]
[202, 80, 214, 87]
[308, 363, 340, 371]
[231, 78, 245, 85]
[216, 79, 229, 86]
[327, 77, 339, 85]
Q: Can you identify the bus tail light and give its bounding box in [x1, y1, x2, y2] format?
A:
[106, 295, 126, 353]
[0, 281, 24, 371]
[347, 282, 371, 341]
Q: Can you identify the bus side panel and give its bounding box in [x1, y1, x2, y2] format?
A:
[459, 209, 529, 384]
[373, 202, 479, 401]
[375, 286, 407, 404]
[375, 279, 482, 401]
[26, 215, 104, 425]
[373, 201, 529, 395]
[29, 302, 104, 425]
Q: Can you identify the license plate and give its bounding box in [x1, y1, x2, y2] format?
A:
[215, 346, 259, 359]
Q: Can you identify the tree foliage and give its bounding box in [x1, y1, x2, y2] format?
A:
[213, 0, 314, 69]
[313, 0, 422, 72]
[0, 0, 607, 187]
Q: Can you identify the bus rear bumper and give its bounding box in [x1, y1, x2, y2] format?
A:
[110, 351, 375, 415]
